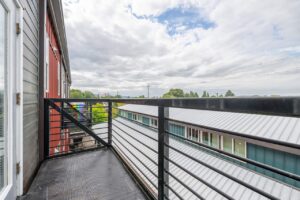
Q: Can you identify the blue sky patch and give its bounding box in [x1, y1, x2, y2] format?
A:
[157, 6, 215, 35]
[128, 5, 215, 36]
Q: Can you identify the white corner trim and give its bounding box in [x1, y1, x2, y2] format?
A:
[14, 0, 24, 196]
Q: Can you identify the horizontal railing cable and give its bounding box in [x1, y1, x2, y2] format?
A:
[49, 134, 108, 143]
[112, 140, 158, 189]
[164, 155, 233, 200]
[113, 118, 157, 142]
[49, 139, 103, 149]
[164, 183, 184, 200]
[112, 129, 157, 166]
[164, 170, 205, 200]
[165, 143, 279, 200]
[112, 122, 158, 154]
[112, 135, 158, 179]
[166, 130, 300, 182]
[50, 146, 105, 157]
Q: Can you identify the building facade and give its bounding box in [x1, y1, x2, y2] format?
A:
[119, 105, 300, 188]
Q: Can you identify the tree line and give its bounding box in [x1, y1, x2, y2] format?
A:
[162, 88, 235, 98]
[70, 88, 235, 99]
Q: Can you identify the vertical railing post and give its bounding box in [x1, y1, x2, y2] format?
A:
[61, 101, 64, 129]
[108, 101, 112, 146]
[44, 100, 50, 158]
[89, 102, 93, 126]
[158, 106, 169, 200]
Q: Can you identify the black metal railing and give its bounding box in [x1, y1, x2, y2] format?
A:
[44, 97, 300, 200]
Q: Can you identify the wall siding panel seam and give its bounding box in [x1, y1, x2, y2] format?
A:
[24, 56, 39, 69]
[23, 8, 39, 33]
[22, 19, 38, 41]
[24, 62, 39, 73]
[23, 32, 38, 50]
[24, 68, 38, 78]
[23, 79, 39, 86]
[23, 110, 38, 117]
[23, 100, 38, 106]
[25, 0, 39, 21]
[23, 91, 38, 95]
[23, 43, 39, 60]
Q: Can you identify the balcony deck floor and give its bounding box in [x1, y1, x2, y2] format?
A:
[22, 149, 147, 200]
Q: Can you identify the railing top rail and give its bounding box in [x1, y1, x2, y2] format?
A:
[45, 97, 300, 118]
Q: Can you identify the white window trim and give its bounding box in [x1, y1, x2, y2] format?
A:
[0, 0, 21, 198]
[44, 34, 49, 95]
[57, 61, 61, 96]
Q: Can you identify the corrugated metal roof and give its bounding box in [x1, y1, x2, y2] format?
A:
[94, 118, 300, 200]
[119, 104, 300, 147]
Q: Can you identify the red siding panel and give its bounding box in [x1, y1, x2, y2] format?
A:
[45, 11, 69, 155]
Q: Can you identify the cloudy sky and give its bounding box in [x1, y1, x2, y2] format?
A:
[63, 0, 300, 97]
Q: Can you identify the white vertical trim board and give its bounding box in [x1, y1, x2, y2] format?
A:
[0, 0, 18, 199]
[14, 0, 24, 196]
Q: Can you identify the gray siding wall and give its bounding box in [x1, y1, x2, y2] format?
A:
[21, 0, 39, 191]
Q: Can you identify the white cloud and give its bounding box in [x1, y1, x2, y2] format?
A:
[63, 0, 300, 97]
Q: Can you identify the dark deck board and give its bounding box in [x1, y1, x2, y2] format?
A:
[21, 150, 147, 200]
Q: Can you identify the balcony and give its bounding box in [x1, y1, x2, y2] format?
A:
[22, 150, 146, 200]
[23, 98, 300, 200]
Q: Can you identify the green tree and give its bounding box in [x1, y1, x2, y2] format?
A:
[225, 90, 235, 97]
[70, 89, 97, 98]
[92, 103, 108, 123]
[184, 91, 199, 98]
[70, 89, 83, 98]
[162, 88, 185, 98]
[202, 91, 210, 98]
[83, 91, 96, 98]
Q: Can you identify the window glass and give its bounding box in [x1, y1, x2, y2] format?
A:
[223, 135, 232, 153]
[202, 132, 209, 145]
[128, 112, 132, 120]
[142, 116, 150, 125]
[192, 129, 199, 142]
[210, 133, 219, 148]
[234, 139, 246, 157]
[137, 114, 141, 121]
[187, 127, 191, 139]
[0, 4, 6, 190]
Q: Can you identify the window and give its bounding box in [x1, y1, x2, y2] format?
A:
[202, 131, 209, 145]
[234, 139, 246, 157]
[192, 129, 199, 142]
[223, 135, 232, 153]
[142, 116, 150, 125]
[187, 127, 192, 139]
[169, 123, 185, 137]
[0, 4, 6, 190]
[128, 112, 132, 120]
[210, 133, 219, 149]
[133, 114, 137, 121]
[137, 114, 142, 122]
[151, 118, 157, 127]
[57, 62, 61, 96]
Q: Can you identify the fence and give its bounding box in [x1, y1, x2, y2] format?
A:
[44, 98, 300, 200]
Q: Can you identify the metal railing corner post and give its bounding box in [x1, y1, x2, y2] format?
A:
[44, 99, 50, 158]
[158, 106, 169, 200]
[108, 101, 112, 147]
